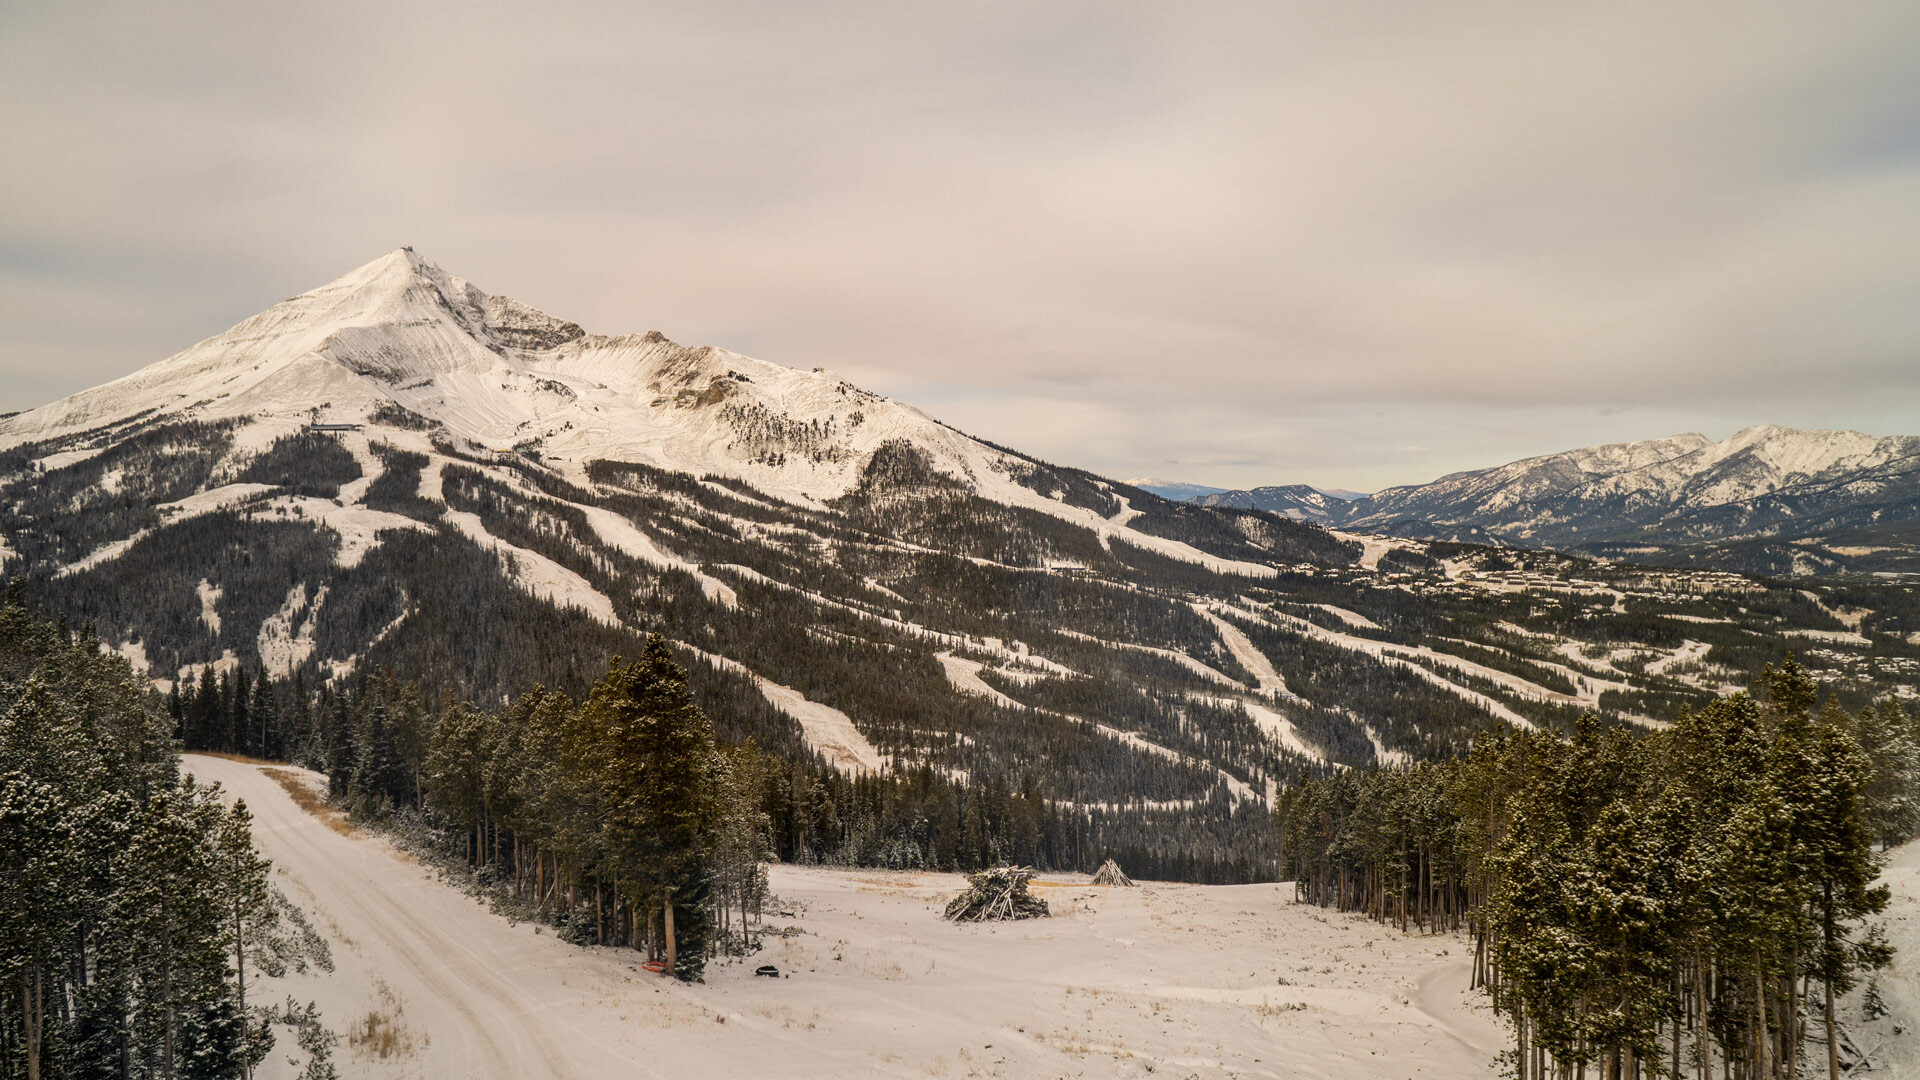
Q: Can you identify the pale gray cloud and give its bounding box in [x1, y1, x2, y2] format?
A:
[4, 2, 1919, 491]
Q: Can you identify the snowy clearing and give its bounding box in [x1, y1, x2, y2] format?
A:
[1328, 530, 1396, 570]
[1784, 627, 1873, 646]
[257, 584, 321, 674]
[748, 676, 886, 775]
[1216, 603, 1544, 729]
[1314, 603, 1382, 630]
[1848, 839, 1920, 1077]
[936, 651, 1027, 711]
[186, 753, 1508, 1080]
[1241, 700, 1326, 764]
[197, 579, 223, 634]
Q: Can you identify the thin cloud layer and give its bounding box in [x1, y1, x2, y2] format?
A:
[3, 3, 1918, 490]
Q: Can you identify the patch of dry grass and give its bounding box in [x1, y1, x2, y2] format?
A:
[261, 768, 355, 836]
[348, 980, 423, 1060]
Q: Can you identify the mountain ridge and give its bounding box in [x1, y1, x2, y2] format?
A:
[1194, 426, 1920, 574]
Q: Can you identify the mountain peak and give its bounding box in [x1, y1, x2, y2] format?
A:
[308, 245, 442, 297]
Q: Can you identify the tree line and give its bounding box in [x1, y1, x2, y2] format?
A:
[1275, 660, 1912, 1080]
[0, 590, 332, 1080]
[174, 629, 1268, 908]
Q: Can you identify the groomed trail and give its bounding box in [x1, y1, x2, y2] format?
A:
[187, 753, 1509, 1080]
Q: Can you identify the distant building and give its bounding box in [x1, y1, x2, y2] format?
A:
[1043, 559, 1096, 577]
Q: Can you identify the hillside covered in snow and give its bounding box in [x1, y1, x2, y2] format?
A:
[4, 250, 1917, 875]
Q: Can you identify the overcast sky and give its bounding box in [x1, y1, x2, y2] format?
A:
[4, 3, 1919, 491]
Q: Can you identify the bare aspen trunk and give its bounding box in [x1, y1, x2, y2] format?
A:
[665, 892, 678, 976]
[1673, 965, 1684, 1080]
[1824, 982, 1839, 1080]
[1698, 960, 1711, 1080]
[1784, 964, 1797, 1080]
[1754, 967, 1773, 1080]
[1517, 1010, 1529, 1080]
[234, 890, 250, 1080]
[163, 943, 175, 1079]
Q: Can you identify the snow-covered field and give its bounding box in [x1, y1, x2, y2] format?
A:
[184, 754, 1508, 1080]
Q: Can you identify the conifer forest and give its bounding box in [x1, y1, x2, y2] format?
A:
[1276, 659, 1912, 1079]
[0, 594, 331, 1080]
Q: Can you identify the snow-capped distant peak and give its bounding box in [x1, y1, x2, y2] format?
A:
[1338, 423, 1920, 554]
[1125, 478, 1232, 501]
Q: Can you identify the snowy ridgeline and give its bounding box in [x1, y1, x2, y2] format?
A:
[1193, 425, 1920, 575]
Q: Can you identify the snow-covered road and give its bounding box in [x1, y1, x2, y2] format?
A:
[184, 754, 662, 1079]
[187, 753, 1510, 1079]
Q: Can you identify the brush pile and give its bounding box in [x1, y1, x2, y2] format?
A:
[943, 866, 1050, 922]
[1089, 859, 1136, 887]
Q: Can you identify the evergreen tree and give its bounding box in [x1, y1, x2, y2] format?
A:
[1848, 700, 1920, 849]
[0, 773, 80, 1080]
[576, 637, 720, 979]
[247, 677, 280, 763]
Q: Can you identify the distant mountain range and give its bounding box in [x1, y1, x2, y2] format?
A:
[1190, 485, 1363, 520]
[1133, 479, 1368, 505]
[1191, 428, 1920, 576]
[1123, 478, 1230, 502]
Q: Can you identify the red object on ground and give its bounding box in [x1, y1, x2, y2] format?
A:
[641, 959, 669, 974]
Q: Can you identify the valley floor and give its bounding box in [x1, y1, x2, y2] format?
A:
[186, 752, 1511, 1079]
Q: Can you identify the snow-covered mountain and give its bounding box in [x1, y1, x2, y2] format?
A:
[5, 249, 1912, 874]
[1345, 427, 1920, 568]
[1201, 428, 1920, 573]
[0, 250, 1364, 840]
[3, 249, 1203, 542]
[1123, 477, 1229, 502]
[1191, 485, 1358, 521]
